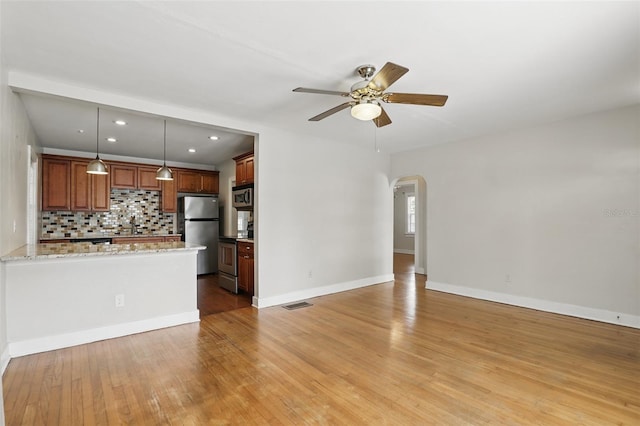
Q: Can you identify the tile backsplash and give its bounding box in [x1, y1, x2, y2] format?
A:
[42, 189, 175, 238]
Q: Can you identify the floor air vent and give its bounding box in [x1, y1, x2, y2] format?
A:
[282, 301, 313, 310]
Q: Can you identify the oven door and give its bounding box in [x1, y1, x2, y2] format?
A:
[218, 241, 237, 275]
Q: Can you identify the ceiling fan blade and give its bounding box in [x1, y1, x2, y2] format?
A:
[373, 107, 392, 128]
[293, 87, 350, 97]
[308, 102, 353, 121]
[384, 93, 448, 106]
[368, 62, 409, 91]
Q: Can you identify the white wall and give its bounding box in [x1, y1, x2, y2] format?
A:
[393, 184, 414, 253]
[256, 127, 393, 305]
[391, 104, 640, 326]
[218, 157, 238, 237]
[0, 6, 41, 421]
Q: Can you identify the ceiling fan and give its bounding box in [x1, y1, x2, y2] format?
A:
[293, 62, 448, 128]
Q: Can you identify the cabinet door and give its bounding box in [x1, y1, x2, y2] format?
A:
[70, 160, 91, 211]
[200, 172, 219, 194]
[138, 166, 161, 190]
[42, 157, 71, 210]
[91, 173, 111, 211]
[161, 179, 177, 213]
[236, 161, 246, 185]
[176, 170, 200, 192]
[238, 256, 250, 292]
[245, 157, 255, 184]
[111, 164, 137, 189]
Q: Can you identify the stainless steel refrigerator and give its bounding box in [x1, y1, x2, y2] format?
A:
[178, 196, 219, 275]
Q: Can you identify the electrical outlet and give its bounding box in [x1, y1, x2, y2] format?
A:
[308, 269, 313, 279]
[505, 274, 511, 283]
[115, 294, 125, 308]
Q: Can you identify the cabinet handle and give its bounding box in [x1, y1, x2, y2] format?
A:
[244, 255, 250, 259]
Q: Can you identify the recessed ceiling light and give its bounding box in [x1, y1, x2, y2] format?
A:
[188, 148, 196, 153]
[114, 120, 127, 126]
[106, 137, 117, 143]
[208, 136, 219, 141]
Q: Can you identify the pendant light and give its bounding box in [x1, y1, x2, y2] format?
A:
[156, 120, 173, 180]
[86, 108, 108, 175]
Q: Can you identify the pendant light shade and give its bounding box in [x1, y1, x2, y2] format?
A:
[156, 120, 173, 181]
[87, 108, 108, 175]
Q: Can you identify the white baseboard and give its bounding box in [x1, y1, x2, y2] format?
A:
[254, 274, 394, 309]
[1, 345, 10, 376]
[427, 281, 640, 329]
[8, 310, 200, 358]
[393, 249, 414, 255]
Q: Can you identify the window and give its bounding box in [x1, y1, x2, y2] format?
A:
[406, 194, 415, 234]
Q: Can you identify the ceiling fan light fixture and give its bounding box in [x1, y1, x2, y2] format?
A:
[351, 100, 382, 121]
[87, 107, 108, 175]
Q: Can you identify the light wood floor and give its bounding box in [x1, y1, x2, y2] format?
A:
[3, 254, 639, 424]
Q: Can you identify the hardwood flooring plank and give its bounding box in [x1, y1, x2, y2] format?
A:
[3, 254, 639, 424]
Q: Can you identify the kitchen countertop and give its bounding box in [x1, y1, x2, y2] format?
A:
[1, 241, 204, 262]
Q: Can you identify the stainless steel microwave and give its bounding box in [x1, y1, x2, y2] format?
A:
[232, 185, 253, 210]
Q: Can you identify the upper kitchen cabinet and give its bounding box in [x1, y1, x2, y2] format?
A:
[234, 151, 254, 185]
[42, 156, 71, 210]
[176, 170, 219, 194]
[110, 164, 137, 189]
[161, 179, 177, 213]
[137, 166, 161, 191]
[70, 160, 110, 211]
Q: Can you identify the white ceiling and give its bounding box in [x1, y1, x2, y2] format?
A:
[3, 1, 639, 160]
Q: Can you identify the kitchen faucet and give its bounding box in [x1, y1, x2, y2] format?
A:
[129, 215, 137, 235]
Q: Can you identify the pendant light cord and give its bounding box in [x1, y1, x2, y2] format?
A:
[96, 107, 100, 158]
[163, 120, 167, 166]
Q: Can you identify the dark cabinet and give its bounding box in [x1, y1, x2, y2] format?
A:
[70, 160, 110, 212]
[176, 170, 219, 194]
[234, 151, 254, 185]
[238, 242, 254, 296]
[42, 157, 71, 211]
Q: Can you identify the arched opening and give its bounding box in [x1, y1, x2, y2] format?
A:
[391, 175, 427, 279]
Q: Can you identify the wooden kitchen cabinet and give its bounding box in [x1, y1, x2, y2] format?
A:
[176, 170, 219, 194]
[234, 151, 254, 185]
[110, 164, 137, 189]
[137, 166, 161, 190]
[42, 156, 71, 211]
[112, 236, 164, 244]
[237, 241, 254, 296]
[70, 160, 110, 211]
[161, 178, 177, 213]
[164, 235, 181, 242]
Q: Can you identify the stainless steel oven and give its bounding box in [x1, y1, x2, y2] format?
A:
[218, 239, 238, 293]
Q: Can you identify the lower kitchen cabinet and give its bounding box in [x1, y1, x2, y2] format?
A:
[237, 241, 254, 296]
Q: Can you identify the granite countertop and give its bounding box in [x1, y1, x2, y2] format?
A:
[236, 238, 254, 243]
[1, 241, 205, 262]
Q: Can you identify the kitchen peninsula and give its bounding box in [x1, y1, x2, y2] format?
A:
[1, 240, 204, 357]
